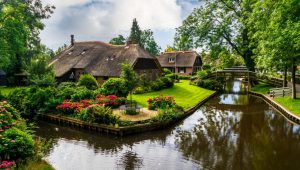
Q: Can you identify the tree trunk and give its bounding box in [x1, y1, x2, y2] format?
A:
[291, 60, 296, 99]
[283, 66, 287, 87]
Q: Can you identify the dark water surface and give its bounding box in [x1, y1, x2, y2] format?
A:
[36, 80, 300, 170]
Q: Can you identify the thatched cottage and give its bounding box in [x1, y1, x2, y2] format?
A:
[50, 36, 162, 84]
[157, 51, 202, 75]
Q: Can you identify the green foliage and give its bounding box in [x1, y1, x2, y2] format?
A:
[102, 78, 129, 97]
[0, 101, 35, 161]
[128, 18, 142, 44]
[174, 0, 256, 71]
[196, 70, 208, 79]
[194, 79, 223, 91]
[28, 56, 55, 87]
[7, 86, 57, 117]
[76, 105, 119, 125]
[109, 35, 126, 45]
[152, 107, 184, 122]
[147, 95, 176, 110]
[140, 29, 161, 56]
[70, 87, 95, 102]
[120, 63, 139, 101]
[78, 74, 98, 90]
[163, 68, 172, 75]
[251, 82, 274, 94]
[0, 0, 55, 84]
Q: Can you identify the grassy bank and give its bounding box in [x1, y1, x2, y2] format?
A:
[275, 97, 300, 116]
[131, 80, 215, 110]
[251, 82, 274, 94]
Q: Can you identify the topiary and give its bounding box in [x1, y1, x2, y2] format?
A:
[78, 74, 99, 90]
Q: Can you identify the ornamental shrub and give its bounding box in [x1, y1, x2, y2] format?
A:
[76, 105, 119, 125]
[0, 101, 35, 161]
[95, 94, 126, 108]
[152, 107, 184, 122]
[70, 87, 95, 102]
[78, 74, 99, 90]
[102, 78, 129, 97]
[147, 95, 176, 110]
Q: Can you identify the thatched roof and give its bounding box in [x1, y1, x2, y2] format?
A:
[50, 41, 159, 77]
[156, 51, 200, 67]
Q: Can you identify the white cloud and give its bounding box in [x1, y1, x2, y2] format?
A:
[40, 0, 199, 50]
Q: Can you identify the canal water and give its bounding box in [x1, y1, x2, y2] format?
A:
[36, 80, 300, 170]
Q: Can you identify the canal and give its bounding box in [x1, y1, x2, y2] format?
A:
[36, 80, 300, 170]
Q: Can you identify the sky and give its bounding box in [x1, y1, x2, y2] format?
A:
[40, 0, 201, 51]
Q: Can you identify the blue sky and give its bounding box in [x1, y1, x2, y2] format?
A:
[40, 0, 201, 51]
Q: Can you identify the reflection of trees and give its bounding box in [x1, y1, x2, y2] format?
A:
[116, 151, 143, 170]
[175, 99, 300, 169]
[36, 120, 174, 155]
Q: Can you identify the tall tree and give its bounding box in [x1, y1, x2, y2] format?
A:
[0, 0, 54, 83]
[128, 18, 141, 44]
[109, 35, 126, 45]
[140, 29, 161, 56]
[174, 0, 256, 71]
[249, 0, 300, 99]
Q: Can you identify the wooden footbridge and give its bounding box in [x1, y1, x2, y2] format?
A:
[208, 66, 284, 88]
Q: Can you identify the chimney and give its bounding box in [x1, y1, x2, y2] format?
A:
[71, 34, 75, 46]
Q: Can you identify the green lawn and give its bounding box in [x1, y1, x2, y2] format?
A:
[131, 80, 215, 110]
[251, 82, 274, 94]
[275, 97, 300, 116]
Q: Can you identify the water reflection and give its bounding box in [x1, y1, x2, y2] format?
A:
[36, 80, 300, 170]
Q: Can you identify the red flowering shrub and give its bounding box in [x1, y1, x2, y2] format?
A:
[147, 95, 176, 110]
[95, 95, 125, 108]
[56, 100, 93, 114]
[0, 160, 16, 170]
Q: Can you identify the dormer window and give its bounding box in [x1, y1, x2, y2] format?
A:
[168, 57, 175, 63]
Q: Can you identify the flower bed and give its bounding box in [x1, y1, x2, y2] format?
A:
[55, 95, 126, 125]
[147, 95, 176, 110]
[0, 160, 16, 170]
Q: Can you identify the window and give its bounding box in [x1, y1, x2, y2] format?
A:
[168, 57, 175, 63]
[179, 67, 186, 73]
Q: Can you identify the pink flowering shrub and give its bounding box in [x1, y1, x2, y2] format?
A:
[147, 95, 176, 110]
[0, 101, 35, 162]
[0, 160, 16, 170]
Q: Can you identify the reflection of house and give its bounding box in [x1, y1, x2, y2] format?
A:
[156, 51, 202, 75]
[50, 36, 162, 84]
[0, 70, 6, 86]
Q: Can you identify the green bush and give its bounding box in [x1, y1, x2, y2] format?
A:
[0, 101, 35, 161]
[196, 70, 208, 79]
[70, 87, 95, 102]
[8, 87, 56, 117]
[163, 68, 173, 75]
[159, 77, 174, 88]
[195, 78, 223, 91]
[202, 64, 211, 71]
[56, 87, 77, 100]
[102, 78, 129, 97]
[57, 82, 77, 90]
[78, 74, 98, 90]
[76, 104, 119, 125]
[178, 75, 191, 80]
[0, 127, 35, 160]
[152, 107, 184, 122]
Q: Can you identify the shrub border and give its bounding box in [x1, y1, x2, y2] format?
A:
[249, 91, 300, 125]
[39, 91, 218, 136]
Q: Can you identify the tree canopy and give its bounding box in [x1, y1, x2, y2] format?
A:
[0, 0, 54, 84]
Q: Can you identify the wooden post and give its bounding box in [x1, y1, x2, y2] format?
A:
[248, 71, 250, 91]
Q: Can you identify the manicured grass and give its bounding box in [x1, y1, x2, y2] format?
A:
[0, 86, 24, 96]
[251, 82, 274, 94]
[275, 97, 300, 116]
[131, 80, 215, 110]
